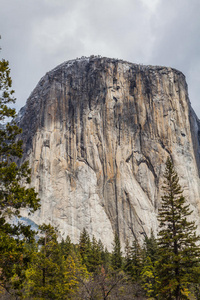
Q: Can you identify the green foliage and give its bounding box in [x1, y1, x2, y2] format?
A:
[0, 228, 33, 296]
[143, 230, 158, 265]
[78, 229, 106, 273]
[0, 59, 39, 217]
[79, 227, 91, 268]
[0, 57, 40, 297]
[124, 239, 132, 275]
[111, 232, 122, 270]
[0, 59, 15, 120]
[24, 225, 88, 299]
[157, 157, 200, 299]
[89, 236, 103, 272]
[60, 235, 72, 259]
[130, 240, 143, 281]
[141, 256, 159, 299]
[63, 253, 88, 297]
[23, 225, 62, 299]
[101, 246, 111, 270]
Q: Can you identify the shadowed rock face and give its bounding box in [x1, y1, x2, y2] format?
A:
[17, 56, 200, 250]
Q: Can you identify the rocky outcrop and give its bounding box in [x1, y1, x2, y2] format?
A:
[18, 56, 200, 250]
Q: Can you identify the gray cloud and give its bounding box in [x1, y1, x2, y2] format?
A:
[0, 0, 199, 117]
[148, 0, 200, 115]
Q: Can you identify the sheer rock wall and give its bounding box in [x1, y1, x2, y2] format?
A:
[18, 57, 200, 250]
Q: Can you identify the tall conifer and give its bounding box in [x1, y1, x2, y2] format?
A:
[0, 53, 40, 296]
[79, 228, 91, 270]
[157, 157, 200, 299]
[111, 232, 122, 270]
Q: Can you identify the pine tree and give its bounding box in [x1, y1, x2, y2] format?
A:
[142, 231, 159, 298]
[141, 256, 159, 299]
[130, 239, 143, 282]
[124, 239, 132, 275]
[63, 253, 88, 297]
[101, 246, 111, 270]
[97, 238, 108, 266]
[111, 232, 122, 270]
[0, 56, 40, 296]
[24, 225, 89, 299]
[89, 236, 103, 272]
[0, 58, 39, 216]
[60, 235, 72, 259]
[157, 157, 200, 299]
[79, 228, 92, 270]
[143, 230, 158, 265]
[24, 225, 64, 299]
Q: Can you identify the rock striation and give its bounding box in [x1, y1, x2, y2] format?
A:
[17, 56, 200, 250]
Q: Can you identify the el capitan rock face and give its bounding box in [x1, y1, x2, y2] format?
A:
[17, 56, 200, 250]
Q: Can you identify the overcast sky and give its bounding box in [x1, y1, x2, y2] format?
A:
[0, 0, 200, 117]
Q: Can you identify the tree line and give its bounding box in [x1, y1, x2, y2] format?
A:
[1, 57, 200, 299]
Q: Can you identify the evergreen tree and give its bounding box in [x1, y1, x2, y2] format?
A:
[24, 225, 89, 300]
[63, 253, 88, 298]
[24, 225, 77, 299]
[0, 58, 39, 216]
[24, 225, 62, 299]
[98, 238, 108, 266]
[130, 239, 143, 282]
[141, 256, 159, 299]
[60, 235, 72, 259]
[157, 157, 200, 299]
[79, 228, 92, 270]
[111, 232, 122, 270]
[89, 235, 103, 272]
[124, 238, 132, 275]
[0, 55, 40, 296]
[101, 246, 111, 270]
[143, 230, 158, 265]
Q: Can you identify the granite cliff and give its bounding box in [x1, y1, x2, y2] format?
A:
[17, 56, 200, 250]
